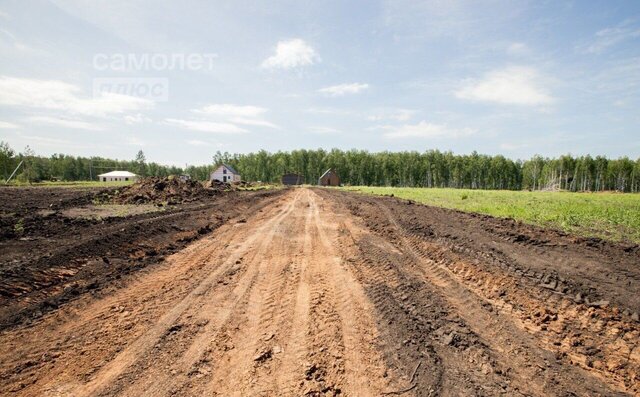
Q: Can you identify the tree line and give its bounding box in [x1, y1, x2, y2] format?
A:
[0, 143, 182, 183]
[216, 150, 640, 192]
[1, 141, 639, 192]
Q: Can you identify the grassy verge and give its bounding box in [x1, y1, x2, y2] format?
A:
[341, 186, 640, 244]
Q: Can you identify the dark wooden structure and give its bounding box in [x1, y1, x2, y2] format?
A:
[318, 168, 340, 186]
[282, 172, 304, 185]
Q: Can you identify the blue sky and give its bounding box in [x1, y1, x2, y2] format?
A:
[0, 0, 639, 166]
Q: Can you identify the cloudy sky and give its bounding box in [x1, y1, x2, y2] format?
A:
[0, 0, 639, 165]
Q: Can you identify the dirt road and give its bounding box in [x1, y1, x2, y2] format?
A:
[0, 188, 638, 396]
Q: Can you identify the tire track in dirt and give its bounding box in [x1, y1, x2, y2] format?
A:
[318, 188, 529, 395]
[374, 201, 619, 395]
[308, 192, 389, 394]
[94, 189, 305, 397]
[322, 188, 637, 396]
[198, 193, 306, 396]
[269, 191, 315, 395]
[373, 200, 637, 395]
[324, 207, 493, 395]
[403, 230, 639, 394]
[0, 190, 299, 396]
[296, 193, 347, 395]
[194, 189, 388, 396]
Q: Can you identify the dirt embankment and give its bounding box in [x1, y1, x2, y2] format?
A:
[0, 187, 637, 396]
[111, 177, 221, 205]
[0, 185, 284, 330]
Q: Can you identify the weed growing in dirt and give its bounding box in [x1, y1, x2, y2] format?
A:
[342, 187, 640, 244]
[13, 219, 24, 236]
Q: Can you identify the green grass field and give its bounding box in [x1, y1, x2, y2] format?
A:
[341, 186, 640, 244]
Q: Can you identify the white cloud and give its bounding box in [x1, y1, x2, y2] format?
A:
[0, 76, 153, 117]
[613, 99, 628, 108]
[0, 29, 42, 54]
[309, 126, 340, 134]
[0, 121, 19, 129]
[191, 104, 277, 129]
[193, 104, 267, 118]
[187, 139, 213, 146]
[506, 42, 530, 56]
[124, 113, 152, 124]
[304, 107, 354, 115]
[582, 20, 640, 54]
[367, 108, 416, 122]
[594, 57, 640, 90]
[186, 140, 229, 151]
[318, 83, 369, 96]
[18, 134, 91, 149]
[0, 28, 16, 41]
[125, 136, 146, 146]
[455, 66, 554, 106]
[499, 142, 528, 151]
[0, 10, 9, 19]
[28, 116, 103, 130]
[380, 120, 476, 139]
[261, 39, 319, 69]
[229, 117, 279, 129]
[71, 92, 152, 117]
[164, 118, 247, 134]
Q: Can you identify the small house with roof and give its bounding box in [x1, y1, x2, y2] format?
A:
[98, 170, 138, 182]
[318, 168, 340, 186]
[210, 163, 241, 183]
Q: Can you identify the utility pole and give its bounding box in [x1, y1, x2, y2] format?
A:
[5, 160, 23, 184]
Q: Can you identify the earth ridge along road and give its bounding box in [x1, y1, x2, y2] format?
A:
[0, 187, 638, 396]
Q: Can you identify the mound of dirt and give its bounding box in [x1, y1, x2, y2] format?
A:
[203, 179, 231, 190]
[114, 177, 217, 205]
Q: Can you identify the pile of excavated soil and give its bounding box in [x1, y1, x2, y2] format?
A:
[203, 179, 231, 190]
[113, 177, 219, 205]
[203, 180, 255, 190]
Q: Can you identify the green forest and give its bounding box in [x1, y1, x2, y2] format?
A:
[1, 141, 639, 192]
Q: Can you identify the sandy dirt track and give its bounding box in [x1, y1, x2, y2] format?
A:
[0, 188, 638, 396]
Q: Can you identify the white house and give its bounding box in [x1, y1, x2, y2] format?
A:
[210, 164, 241, 183]
[98, 170, 138, 182]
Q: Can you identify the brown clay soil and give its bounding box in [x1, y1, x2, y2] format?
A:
[111, 177, 220, 205]
[0, 187, 638, 396]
